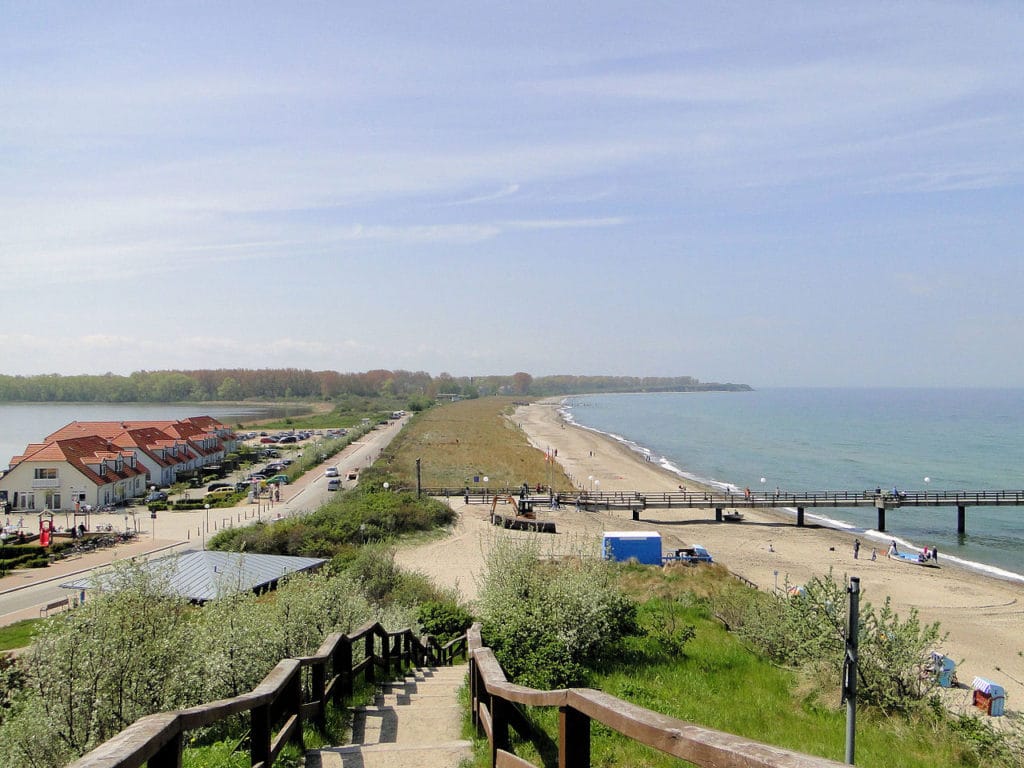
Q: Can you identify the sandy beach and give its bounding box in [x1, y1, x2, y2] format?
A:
[396, 398, 1024, 716]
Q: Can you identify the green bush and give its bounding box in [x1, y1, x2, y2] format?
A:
[476, 538, 639, 689]
[209, 483, 455, 557]
[733, 570, 945, 714]
[417, 601, 474, 644]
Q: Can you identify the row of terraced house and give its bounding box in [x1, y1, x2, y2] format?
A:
[0, 416, 237, 513]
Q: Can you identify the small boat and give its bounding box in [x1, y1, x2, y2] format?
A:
[888, 550, 939, 568]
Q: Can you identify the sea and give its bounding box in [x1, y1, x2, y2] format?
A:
[560, 388, 1024, 584]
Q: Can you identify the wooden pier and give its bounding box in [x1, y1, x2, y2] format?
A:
[442, 487, 1024, 535]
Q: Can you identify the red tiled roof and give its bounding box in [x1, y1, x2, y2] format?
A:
[16, 436, 147, 486]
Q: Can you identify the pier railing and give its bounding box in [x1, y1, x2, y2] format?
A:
[435, 487, 1024, 534]
[67, 622, 467, 768]
[468, 623, 846, 768]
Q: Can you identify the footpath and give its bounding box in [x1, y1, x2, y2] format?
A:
[306, 664, 471, 768]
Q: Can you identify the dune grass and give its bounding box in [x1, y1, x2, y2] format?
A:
[466, 582, 993, 768]
[380, 397, 575, 492]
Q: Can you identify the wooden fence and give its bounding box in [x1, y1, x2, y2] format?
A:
[467, 624, 848, 768]
[67, 621, 467, 768]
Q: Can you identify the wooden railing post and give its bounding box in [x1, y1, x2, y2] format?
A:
[250, 703, 272, 768]
[147, 731, 183, 768]
[311, 656, 327, 731]
[288, 666, 305, 750]
[337, 636, 353, 702]
[491, 695, 510, 765]
[559, 705, 591, 768]
[469, 655, 480, 730]
[382, 631, 392, 678]
[364, 632, 375, 684]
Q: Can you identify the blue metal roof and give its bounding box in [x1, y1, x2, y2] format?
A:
[61, 550, 326, 602]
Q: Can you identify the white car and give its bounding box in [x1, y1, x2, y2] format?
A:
[327, 479, 341, 491]
[325, 467, 339, 478]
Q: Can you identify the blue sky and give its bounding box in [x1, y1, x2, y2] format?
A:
[2, 1, 1022, 386]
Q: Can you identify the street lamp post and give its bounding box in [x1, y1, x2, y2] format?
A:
[204, 504, 210, 550]
[760, 476, 766, 500]
[588, 475, 594, 492]
[383, 482, 389, 492]
[483, 476, 489, 500]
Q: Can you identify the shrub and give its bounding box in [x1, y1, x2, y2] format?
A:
[733, 570, 945, 714]
[476, 538, 638, 689]
[417, 600, 474, 644]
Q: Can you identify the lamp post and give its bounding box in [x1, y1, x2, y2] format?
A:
[588, 475, 594, 492]
[594, 479, 600, 496]
[383, 482, 389, 492]
[760, 476, 766, 500]
[924, 476, 931, 498]
[483, 476, 489, 499]
[204, 504, 210, 550]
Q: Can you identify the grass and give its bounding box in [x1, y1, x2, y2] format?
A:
[461, 560, 1010, 767]
[380, 397, 575, 492]
[181, 678, 378, 768]
[0, 618, 40, 651]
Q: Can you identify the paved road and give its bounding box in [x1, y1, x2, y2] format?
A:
[0, 416, 410, 626]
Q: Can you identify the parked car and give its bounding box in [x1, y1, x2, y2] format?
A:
[207, 482, 233, 492]
[327, 479, 341, 491]
[145, 490, 168, 503]
[259, 437, 278, 444]
[267, 474, 289, 485]
[324, 467, 339, 478]
[205, 488, 235, 500]
[277, 435, 298, 444]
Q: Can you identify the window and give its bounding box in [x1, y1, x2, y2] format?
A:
[33, 468, 57, 479]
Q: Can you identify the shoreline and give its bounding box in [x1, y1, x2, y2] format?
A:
[513, 397, 1024, 714]
[559, 399, 1024, 588]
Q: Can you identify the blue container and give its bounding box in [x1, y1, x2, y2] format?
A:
[602, 531, 662, 565]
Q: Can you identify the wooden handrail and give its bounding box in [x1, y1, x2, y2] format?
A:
[67, 622, 467, 768]
[467, 623, 848, 768]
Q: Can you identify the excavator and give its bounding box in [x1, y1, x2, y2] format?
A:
[489, 494, 556, 533]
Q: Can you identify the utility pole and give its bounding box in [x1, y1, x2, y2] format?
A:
[843, 576, 860, 764]
[415, 458, 422, 498]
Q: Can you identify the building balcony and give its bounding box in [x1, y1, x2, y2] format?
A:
[31, 478, 60, 488]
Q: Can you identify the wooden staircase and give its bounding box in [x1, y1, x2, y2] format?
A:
[306, 664, 471, 768]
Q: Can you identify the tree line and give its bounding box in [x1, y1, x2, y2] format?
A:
[0, 369, 750, 403]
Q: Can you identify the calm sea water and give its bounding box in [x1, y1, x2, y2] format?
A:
[562, 389, 1024, 582]
[0, 402, 305, 472]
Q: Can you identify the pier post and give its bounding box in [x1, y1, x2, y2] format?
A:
[631, 508, 640, 521]
[876, 505, 886, 532]
[957, 505, 966, 535]
[796, 507, 805, 527]
[715, 507, 723, 522]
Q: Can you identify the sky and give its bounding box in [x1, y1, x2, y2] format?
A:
[2, 1, 1022, 387]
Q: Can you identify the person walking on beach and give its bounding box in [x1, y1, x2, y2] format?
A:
[853, 539, 860, 559]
